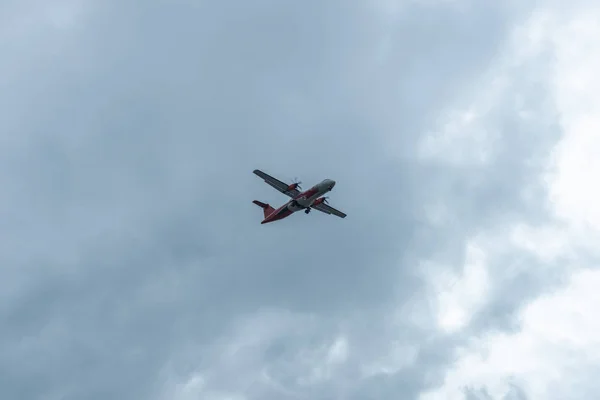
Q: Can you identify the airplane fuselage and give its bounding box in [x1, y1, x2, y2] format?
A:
[261, 179, 335, 224]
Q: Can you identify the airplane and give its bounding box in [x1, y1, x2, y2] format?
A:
[252, 169, 347, 224]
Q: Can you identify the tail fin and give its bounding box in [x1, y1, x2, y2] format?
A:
[253, 200, 275, 218]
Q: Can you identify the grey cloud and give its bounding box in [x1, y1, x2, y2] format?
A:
[0, 0, 549, 399]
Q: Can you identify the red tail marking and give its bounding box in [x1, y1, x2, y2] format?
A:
[253, 200, 276, 218]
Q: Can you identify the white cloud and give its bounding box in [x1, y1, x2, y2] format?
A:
[546, 8, 600, 234]
[420, 1, 600, 398]
[517, 2, 600, 256]
[424, 242, 490, 333]
[421, 268, 600, 400]
[416, 6, 557, 168]
[418, 108, 498, 166]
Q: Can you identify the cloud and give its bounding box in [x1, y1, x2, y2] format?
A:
[422, 1, 600, 399]
[424, 242, 490, 333]
[422, 268, 600, 400]
[3, 0, 593, 399]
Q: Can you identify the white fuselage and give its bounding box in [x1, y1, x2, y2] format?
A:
[286, 179, 336, 212]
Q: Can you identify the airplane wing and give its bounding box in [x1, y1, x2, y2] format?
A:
[311, 202, 347, 218]
[253, 169, 300, 198]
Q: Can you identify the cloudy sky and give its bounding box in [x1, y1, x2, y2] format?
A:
[2, 0, 600, 399]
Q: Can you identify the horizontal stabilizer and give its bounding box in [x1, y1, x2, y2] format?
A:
[253, 200, 268, 208]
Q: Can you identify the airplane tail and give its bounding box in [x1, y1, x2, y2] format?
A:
[253, 200, 275, 218]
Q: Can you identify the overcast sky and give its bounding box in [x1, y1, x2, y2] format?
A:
[2, 0, 600, 399]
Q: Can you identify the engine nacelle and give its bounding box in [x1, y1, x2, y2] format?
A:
[287, 183, 299, 191]
[312, 197, 326, 206]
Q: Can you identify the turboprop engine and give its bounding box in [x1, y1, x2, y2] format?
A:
[312, 196, 329, 206]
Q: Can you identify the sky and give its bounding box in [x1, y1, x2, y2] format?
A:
[1, 0, 600, 399]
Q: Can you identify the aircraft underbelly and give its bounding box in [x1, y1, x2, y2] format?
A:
[297, 189, 328, 207]
[296, 198, 311, 207]
[287, 201, 304, 212]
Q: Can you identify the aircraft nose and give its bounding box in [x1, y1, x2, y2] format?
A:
[329, 180, 336, 188]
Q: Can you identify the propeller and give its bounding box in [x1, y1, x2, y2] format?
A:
[291, 177, 303, 190]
